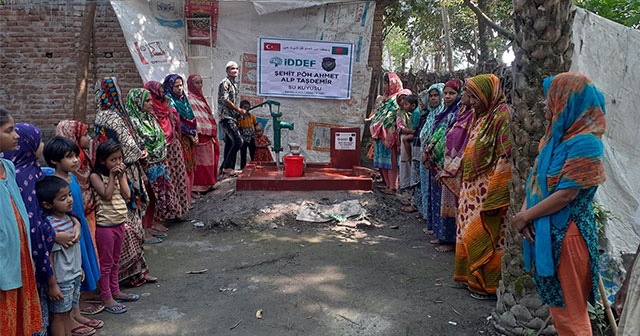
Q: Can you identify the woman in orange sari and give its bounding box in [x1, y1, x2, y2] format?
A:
[0, 108, 42, 335]
[453, 74, 511, 300]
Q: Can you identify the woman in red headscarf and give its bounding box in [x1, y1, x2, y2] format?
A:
[368, 72, 403, 195]
[187, 74, 219, 194]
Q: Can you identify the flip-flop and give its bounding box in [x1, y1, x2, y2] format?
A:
[435, 244, 455, 252]
[144, 236, 164, 244]
[114, 293, 140, 302]
[82, 318, 104, 329]
[71, 325, 96, 336]
[400, 205, 417, 213]
[104, 303, 128, 314]
[470, 292, 497, 301]
[151, 226, 169, 232]
[79, 303, 104, 315]
[150, 230, 168, 238]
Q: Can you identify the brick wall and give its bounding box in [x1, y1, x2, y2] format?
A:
[1, 2, 142, 141]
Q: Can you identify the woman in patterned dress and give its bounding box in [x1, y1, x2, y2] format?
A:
[453, 74, 511, 300]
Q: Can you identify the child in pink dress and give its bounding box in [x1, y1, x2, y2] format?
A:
[253, 124, 273, 162]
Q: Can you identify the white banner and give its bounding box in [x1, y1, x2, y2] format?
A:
[257, 37, 354, 99]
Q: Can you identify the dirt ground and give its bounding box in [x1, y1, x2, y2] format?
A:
[93, 178, 496, 336]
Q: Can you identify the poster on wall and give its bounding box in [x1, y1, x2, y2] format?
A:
[185, 0, 219, 46]
[257, 37, 354, 100]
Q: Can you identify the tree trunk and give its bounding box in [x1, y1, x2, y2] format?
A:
[477, 0, 490, 64]
[441, 2, 454, 73]
[72, 1, 97, 122]
[492, 1, 576, 335]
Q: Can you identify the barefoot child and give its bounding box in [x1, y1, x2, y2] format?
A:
[36, 176, 83, 336]
[253, 123, 273, 162]
[90, 140, 139, 314]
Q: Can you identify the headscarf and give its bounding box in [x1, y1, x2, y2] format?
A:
[523, 72, 606, 276]
[369, 73, 403, 148]
[94, 77, 137, 141]
[144, 81, 176, 143]
[396, 88, 413, 128]
[164, 74, 195, 120]
[187, 74, 218, 137]
[126, 88, 167, 164]
[426, 80, 463, 169]
[418, 83, 445, 147]
[442, 89, 475, 194]
[462, 74, 511, 180]
[1, 123, 56, 283]
[56, 120, 95, 170]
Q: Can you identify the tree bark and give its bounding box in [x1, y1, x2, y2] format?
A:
[72, 1, 97, 122]
[492, 1, 576, 335]
[441, 2, 454, 73]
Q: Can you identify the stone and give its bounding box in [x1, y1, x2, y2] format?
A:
[510, 304, 533, 321]
[533, 305, 550, 319]
[512, 326, 525, 335]
[520, 295, 543, 310]
[503, 292, 516, 308]
[500, 311, 517, 328]
[541, 325, 557, 335]
[525, 317, 546, 330]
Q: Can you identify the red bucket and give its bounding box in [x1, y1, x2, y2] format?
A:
[283, 155, 304, 177]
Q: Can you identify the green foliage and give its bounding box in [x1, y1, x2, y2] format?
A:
[587, 302, 613, 335]
[593, 201, 617, 241]
[385, 25, 412, 72]
[575, 0, 640, 28]
[383, 0, 513, 71]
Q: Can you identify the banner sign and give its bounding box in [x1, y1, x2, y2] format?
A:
[257, 37, 354, 100]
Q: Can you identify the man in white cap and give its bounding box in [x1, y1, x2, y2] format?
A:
[218, 61, 247, 177]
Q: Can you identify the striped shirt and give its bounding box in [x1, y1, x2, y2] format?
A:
[95, 175, 128, 226]
[49, 215, 74, 234]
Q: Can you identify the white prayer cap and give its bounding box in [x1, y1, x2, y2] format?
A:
[226, 61, 238, 69]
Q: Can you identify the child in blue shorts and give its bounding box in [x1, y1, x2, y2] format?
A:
[36, 175, 83, 336]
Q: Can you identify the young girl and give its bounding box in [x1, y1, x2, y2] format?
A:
[253, 123, 273, 162]
[0, 108, 43, 334]
[90, 140, 139, 314]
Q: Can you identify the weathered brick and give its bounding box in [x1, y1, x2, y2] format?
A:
[1, 2, 141, 140]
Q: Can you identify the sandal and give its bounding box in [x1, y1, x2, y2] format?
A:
[71, 325, 96, 336]
[114, 293, 140, 302]
[470, 292, 497, 301]
[400, 205, 417, 213]
[144, 236, 164, 244]
[435, 244, 455, 252]
[380, 188, 397, 195]
[144, 275, 158, 283]
[82, 318, 104, 329]
[150, 228, 168, 238]
[104, 303, 128, 314]
[79, 303, 104, 315]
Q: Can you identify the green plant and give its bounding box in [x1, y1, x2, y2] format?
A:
[593, 201, 618, 241]
[588, 302, 613, 335]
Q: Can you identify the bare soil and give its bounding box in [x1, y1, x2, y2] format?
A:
[93, 178, 496, 336]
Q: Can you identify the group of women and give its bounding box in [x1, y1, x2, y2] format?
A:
[0, 72, 222, 336]
[369, 71, 608, 335]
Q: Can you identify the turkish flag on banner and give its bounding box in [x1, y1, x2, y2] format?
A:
[263, 42, 281, 51]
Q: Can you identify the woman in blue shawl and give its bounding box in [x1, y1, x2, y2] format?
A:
[423, 79, 463, 251]
[512, 72, 606, 335]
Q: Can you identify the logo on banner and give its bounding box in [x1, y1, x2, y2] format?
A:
[264, 42, 281, 51]
[322, 57, 336, 72]
[269, 57, 283, 67]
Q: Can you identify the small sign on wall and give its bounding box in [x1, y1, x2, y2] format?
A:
[334, 132, 356, 150]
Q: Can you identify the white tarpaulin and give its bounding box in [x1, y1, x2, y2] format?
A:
[110, 0, 189, 84]
[257, 37, 354, 99]
[571, 8, 640, 255]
